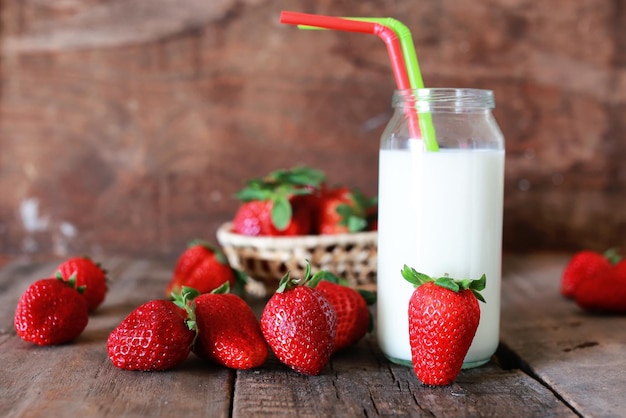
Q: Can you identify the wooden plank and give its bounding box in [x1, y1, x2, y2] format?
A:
[233, 336, 574, 417]
[0, 256, 579, 417]
[0, 258, 232, 418]
[501, 254, 626, 418]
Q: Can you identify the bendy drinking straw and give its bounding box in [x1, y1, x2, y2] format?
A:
[279, 11, 423, 146]
[348, 18, 438, 152]
[280, 11, 439, 152]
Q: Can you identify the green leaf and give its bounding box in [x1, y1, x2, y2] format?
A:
[357, 288, 377, 305]
[271, 196, 292, 230]
[469, 274, 487, 303]
[604, 248, 622, 265]
[434, 276, 460, 293]
[235, 184, 273, 202]
[188, 239, 230, 265]
[276, 272, 291, 293]
[400, 265, 433, 287]
[472, 289, 486, 304]
[347, 216, 368, 232]
[313, 270, 340, 284]
[210, 281, 230, 294]
[336, 199, 368, 232]
[470, 274, 487, 292]
[171, 287, 200, 335]
[231, 268, 248, 295]
[267, 166, 326, 187]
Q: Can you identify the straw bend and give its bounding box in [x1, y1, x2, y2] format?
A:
[279, 11, 410, 91]
[279, 10, 436, 149]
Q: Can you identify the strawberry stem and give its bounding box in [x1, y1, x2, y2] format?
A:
[276, 260, 323, 293]
[55, 271, 86, 294]
[172, 286, 200, 334]
[604, 247, 622, 265]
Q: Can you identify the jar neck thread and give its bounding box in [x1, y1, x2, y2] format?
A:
[393, 88, 495, 112]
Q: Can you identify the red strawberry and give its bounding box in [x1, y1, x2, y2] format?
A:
[232, 166, 326, 236]
[366, 203, 378, 231]
[165, 240, 242, 298]
[179, 285, 268, 370]
[561, 249, 620, 298]
[232, 199, 312, 236]
[55, 256, 108, 312]
[107, 299, 195, 371]
[402, 266, 485, 386]
[14, 276, 89, 346]
[316, 187, 375, 235]
[574, 260, 626, 313]
[315, 272, 376, 352]
[260, 264, 337, 375]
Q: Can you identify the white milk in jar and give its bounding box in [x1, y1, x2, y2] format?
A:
[376, 89, 505, 368]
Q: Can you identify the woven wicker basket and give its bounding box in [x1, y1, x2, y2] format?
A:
[216, 222, 377, 292]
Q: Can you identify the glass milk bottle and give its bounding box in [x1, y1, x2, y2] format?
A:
[376, 88, 505, 368]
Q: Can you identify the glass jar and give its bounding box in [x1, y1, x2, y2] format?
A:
[376, 88, 505, 369]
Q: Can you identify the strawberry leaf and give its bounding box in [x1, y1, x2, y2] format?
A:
[172, 287, 200, 334]
[235, 166, 325, 205]
[604, 248, 622, 265]
[56, 271, 86, 294]
[470, 274, 487, 292]
[188, 239, 230, 265]
[276, 271, 292, 293]
[210, 281, 230, 294]
[347, 217, 368, 232]
[313, 270, 351, 287]
[266, 166, 326, 188]
[357, 289, 377, 305]
[470, 274, 487, 303]
[402, 266, 487, 303]
[401, 265, 433, 287]
[231, 268, 248, 295]
[235, 182, 274, 201]
[271, 195, 292, 231]
[434, 276, 460, 293]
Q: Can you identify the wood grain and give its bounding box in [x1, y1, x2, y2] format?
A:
[1, 254, 610, 417]
[501, 254, 626, 418]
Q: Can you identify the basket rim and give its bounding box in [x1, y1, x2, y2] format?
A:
[216, 222, 378, 250]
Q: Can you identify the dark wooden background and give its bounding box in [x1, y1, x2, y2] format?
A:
[1, 0, 625, 259]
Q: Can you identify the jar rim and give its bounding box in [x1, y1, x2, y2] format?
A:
[392, 88, 495, 110]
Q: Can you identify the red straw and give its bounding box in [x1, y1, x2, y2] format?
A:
[280, 11, 422, 139]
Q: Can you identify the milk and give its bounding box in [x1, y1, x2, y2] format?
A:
[377, 147, 505, 367]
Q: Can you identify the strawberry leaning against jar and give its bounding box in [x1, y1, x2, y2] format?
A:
[401, 265, 486, 386]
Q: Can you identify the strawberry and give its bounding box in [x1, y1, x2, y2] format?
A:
[107, 299, 195, 371]
[232, 199, 312, 236]
[316, 186, 376, 235]
[14, 275, 89, 346]
[574, 259, 626, 313]
[561, 249, 620, 298]
[315, 272, 376, 352]
[165, 239, 244, 298]
[366, 202, 378, 231]
[260, 264, 337, 375]
[232, 166, 326, 236]
[54, 256, 108, 312]
[177, 285, 268, 370]
[402, 265, 485, 386]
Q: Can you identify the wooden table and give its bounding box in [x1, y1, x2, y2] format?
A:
[0, 254, 622, 417]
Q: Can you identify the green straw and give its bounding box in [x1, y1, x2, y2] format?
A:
[298, 17, 439, 152]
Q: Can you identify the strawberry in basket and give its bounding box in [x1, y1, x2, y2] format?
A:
[232, 166, 326, 236]
[316, 186, 377, 235]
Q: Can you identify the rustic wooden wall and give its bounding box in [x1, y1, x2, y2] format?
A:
[1, 0, 625, 259]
